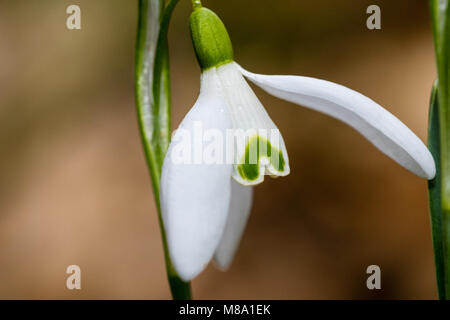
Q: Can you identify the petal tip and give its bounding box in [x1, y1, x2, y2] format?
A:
[172, 258, 208, 282]
[425, 161, 436, 180]
[414, 148, 436, 180]
[213, 254, 231, 271]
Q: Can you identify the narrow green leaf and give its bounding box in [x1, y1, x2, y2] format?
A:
[430, 0, 450, 299]
[135, 0, 164, 194]
[135, 0, 191, 300]
[428, 82, 446, 299]
[430, 0, 450, 98]
[430, 0, 450, 207]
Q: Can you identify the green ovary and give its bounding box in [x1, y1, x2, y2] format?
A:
[237, 136, 286, 182]
[189, 7, 234, 70]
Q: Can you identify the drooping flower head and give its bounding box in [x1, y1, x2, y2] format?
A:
[161, 5, 436, 281]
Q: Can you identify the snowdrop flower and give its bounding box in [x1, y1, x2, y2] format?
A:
[161, 6, 436, 281]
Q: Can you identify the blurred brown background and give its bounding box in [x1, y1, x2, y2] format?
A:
[0, 0, 437, 299]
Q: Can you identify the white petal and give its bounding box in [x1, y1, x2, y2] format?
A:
[238, 64, 435, 179]
[161, 68, 233, 281]
[216, 62, 290, 186]
[214, 181, 253, 270]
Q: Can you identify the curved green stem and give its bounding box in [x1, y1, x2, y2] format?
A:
[135, 0, 191, 299]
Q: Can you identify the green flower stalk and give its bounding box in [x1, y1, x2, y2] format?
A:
[135, 0, 191, 299]
[429, 0, 450, 300]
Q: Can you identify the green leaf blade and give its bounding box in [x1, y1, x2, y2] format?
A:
[428, 82, 446, 299]
[135, 0, 191, 300]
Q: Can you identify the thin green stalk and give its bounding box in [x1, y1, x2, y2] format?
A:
[135, 0, 191, 299]
[429, 0, 450, 299]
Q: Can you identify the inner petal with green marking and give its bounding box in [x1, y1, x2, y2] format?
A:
[214, 62, 290, 186]
[235, 135, 287, 185]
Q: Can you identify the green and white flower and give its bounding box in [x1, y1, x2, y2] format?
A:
[160, 6, 436, 281]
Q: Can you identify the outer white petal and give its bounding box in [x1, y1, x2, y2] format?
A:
[214, 181, 253, 270]
[161, 68, 233, 281]
[238, 64, 435, 179]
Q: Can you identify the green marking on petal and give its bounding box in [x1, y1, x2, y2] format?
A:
[237, 135, 286, 182]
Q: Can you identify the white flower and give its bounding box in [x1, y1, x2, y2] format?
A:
[160, 6, 436, 282]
